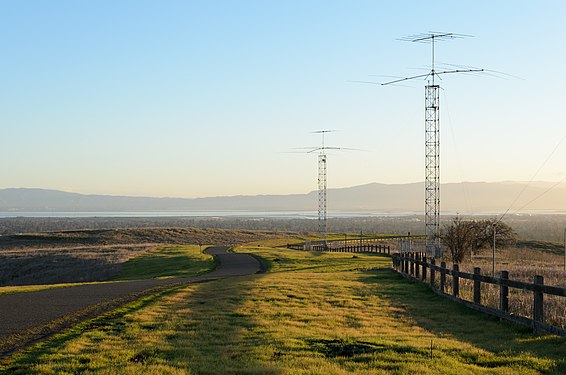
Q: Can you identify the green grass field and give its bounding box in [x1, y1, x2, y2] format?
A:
[1, 240, 564, 374]
[0, 282, 99, 295]
[114, 244, 215, 280]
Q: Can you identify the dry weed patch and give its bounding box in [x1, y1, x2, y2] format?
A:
[455, 247, 566, 329]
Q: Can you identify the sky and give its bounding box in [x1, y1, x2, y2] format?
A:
[1, 1, 565, 198]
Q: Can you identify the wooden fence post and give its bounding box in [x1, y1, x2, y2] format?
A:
[452, 264, 460, 298]
[415, 253, 420, 279]
[533, 275, 544, 324]
[440, 261, 446, 293]
[473, 267, 482, 305]
[500, 270, 509, 313]
[430, 258, 436, 287]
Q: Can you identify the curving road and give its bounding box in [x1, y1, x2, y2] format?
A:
[0, 246, 260, 356]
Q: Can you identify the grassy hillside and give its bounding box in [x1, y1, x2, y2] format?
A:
[0, 228, 292, 286]
[2, 240, 564, 374]
[114, 245, 215, 280]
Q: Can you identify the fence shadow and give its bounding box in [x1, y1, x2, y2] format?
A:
[363, 269, 566, 369]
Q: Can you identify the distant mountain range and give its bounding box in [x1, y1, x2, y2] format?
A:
[0, 181, 565, 213]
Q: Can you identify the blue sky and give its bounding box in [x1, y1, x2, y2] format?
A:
[1, 1, 565, 198]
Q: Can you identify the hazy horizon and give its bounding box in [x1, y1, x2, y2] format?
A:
[3, 178, 566, 201]
[2, 181, 566, 216]
[2, 179, 565, 200]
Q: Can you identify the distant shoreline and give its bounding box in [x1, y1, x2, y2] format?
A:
[1, 210, 566, 219]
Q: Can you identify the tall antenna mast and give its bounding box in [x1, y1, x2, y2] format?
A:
[383, 32, 483, 258]
[293, 130, 355, 245]
[313, 130, 337, 243]
[292, 130, 355, 245]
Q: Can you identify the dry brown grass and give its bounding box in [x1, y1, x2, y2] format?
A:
[0, 244, 154, 286]
[0, 227, 297, 249]
[469, 247, 565, 286]
[450, 247, 566, 329]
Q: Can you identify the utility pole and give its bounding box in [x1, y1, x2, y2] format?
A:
[492, 223, 496, 276]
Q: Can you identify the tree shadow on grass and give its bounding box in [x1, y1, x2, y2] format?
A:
[362, 269, 566, 373]
[1, 274, 283, 374]
[159, 274, 283, 374]
[0, 285, 176, 374]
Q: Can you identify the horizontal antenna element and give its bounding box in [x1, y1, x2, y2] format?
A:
[388, 32, 480, 86]
[381, 69, 484, 86]
[398, 32, 473, 43]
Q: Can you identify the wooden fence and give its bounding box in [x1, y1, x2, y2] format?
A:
[286, 243, 306, 250]
[287, 239, 391, 255]
[325, 243, 391, 254]
[392, 252, 566, 337]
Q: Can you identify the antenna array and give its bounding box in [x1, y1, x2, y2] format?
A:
[383, 32, 483, 258]
[293, 130, 352, 244]
[311, 130, 340, 243]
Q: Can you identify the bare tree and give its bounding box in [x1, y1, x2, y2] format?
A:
[473, 218, 517, 250]
[441, 217, 517, 263]
[441, 216, 478, 263]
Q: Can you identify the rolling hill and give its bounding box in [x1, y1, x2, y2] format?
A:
[0, 181, 565, 213]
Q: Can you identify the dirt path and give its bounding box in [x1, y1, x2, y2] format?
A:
[0, 246, 260, 356]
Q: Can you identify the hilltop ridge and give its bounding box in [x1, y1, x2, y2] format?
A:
[1, 181, 565, 213]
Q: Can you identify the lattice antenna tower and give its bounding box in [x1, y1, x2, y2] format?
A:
[383, 32, 483, 258]
[311, 130, 340, 243]
[293, 131, 358, 244]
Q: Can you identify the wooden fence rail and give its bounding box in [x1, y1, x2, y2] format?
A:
[287, 241, 391, 255]
[392, 252, 566, 337]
